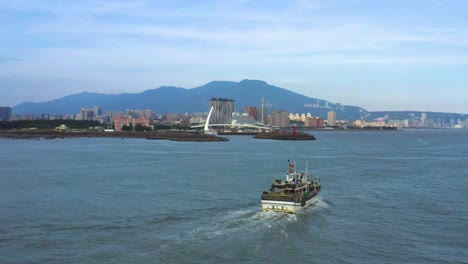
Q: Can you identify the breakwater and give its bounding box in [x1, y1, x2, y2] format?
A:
[0, 130, 229, 142]
[254, 130, 316, 140]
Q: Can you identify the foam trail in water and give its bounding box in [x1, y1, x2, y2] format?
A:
[159, 199, 329, 245]
[313, 196, 329, 209]
[417, 138, 428, 145]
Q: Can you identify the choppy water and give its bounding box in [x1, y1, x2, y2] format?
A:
[0, 130, 467, 263]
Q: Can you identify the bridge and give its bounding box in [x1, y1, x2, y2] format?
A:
[191, 123, 272, 131]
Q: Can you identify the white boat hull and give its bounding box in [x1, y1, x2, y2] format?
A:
[261, 194, 320, 214]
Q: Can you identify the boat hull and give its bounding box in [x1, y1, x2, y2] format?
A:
[261, 193, 320, 214]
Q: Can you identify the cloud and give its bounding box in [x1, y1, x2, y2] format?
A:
[296, 0, 328, 10]
[0, 57, 22, 63]
[23, 19, 468, 65]
[7, 0, 468, 54]
[1, 0, 468, 113]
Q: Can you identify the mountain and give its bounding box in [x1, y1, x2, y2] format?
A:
[13, 79, 367, 120]
[12, 79, 466, 121]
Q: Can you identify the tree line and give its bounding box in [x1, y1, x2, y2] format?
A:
[120, 123, 191, 131]
[1, 120, 194, 131]
[0, 120, 101, 130]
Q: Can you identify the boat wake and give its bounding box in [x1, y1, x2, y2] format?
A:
[306, 196, 329, 211]
[158, 197, 330, 247]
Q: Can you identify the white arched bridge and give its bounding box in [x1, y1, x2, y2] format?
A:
[191, 123, 272, 131]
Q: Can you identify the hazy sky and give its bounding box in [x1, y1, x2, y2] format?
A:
[1, 0, 467, 113]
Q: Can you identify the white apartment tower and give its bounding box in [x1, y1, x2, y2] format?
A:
[328, 111, 336, 126]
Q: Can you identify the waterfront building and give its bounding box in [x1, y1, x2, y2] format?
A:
[0, 107, 12, 121]
[305, 117, 324, 128]
[245, 106, 258, 121]
[164, 113, 182, 122]
[355, 120, 366, 127]
[114, 116, 151, 132]
[315, 117, 325, 128]
[209, 98, 235, 124]
[272, 110, 289, 128]
[327, 111, 336, 126]
[305, 117, 313, 127]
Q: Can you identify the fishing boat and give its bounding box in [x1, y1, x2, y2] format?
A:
[261, 160, 321, 213]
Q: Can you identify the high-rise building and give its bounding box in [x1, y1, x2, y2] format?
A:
[0, 107, 12, 121]
[259, 97, 271, 125]
[272, 110, 289, 128]
[450, 119, 455, 128]
[209, 98, 235, 124]
[421, 113, 427, 126]
[78, 108, 95, 120]
[93, 106, 103, 116]
[244, 106, 258, 121]
[327, 111, 336, 126]
[305, 117, 314, 127]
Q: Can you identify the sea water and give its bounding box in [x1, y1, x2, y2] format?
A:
[0, 130, 466, 263]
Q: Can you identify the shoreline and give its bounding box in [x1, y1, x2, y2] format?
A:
[0, 130, 229, 142]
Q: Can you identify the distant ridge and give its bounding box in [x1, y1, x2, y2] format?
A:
[12, 79, 467, 121]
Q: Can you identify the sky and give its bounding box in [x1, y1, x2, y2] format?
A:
[1, 0, 467, 113]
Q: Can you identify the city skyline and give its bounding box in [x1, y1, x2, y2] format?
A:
[1, 0, 467, 113]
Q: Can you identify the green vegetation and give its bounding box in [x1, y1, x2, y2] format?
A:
[290, 120, 305, 126]
[0, 120, 101, 130]
[154, 123, 190, 130]
[121, 124, 152, 132]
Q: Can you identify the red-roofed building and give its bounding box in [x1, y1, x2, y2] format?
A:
[114, 116, 151, 131]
